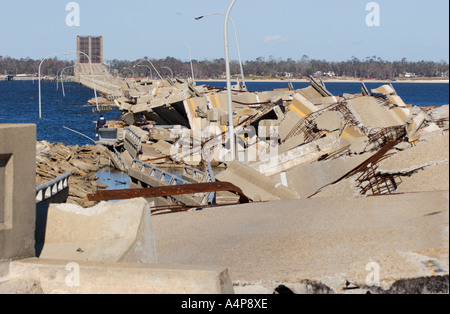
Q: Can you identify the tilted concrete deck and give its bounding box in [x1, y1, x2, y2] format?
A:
[151, 191, 449, 293]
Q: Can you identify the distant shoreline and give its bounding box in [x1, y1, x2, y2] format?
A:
[200, 78, 450, 84]
[1, 76, 448, 84]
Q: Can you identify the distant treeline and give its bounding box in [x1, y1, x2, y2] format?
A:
[1, 55, 448, 80]
[0, 57, 75, 77]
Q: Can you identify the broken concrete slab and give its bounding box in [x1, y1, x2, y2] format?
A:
[151, 140, 174, 157]
[216, 161, 300, 202]
[406, 109, 430, 141]
[140, 143, 168, 164]
[124, 129, 142, 159]
[258, 120, 279, 139]
[251, 132, 341, 176]
[310, 176, 360, 199]
[183, 96, 208, 131]
[296, 86, 324, 100]
[390, 106, 411, 124]
[378, 133, 449, 174]
[128, 125, 150, 143]
[387, 94, 408, 108]
[397, 163, 449, 194]
[308, 96, 340, 106]
[346, 96, 405, 129]
[38, 198, 157, 264]
[281, 152, 376, 199]
[148, 127, 177, 142]
[278, 109, 304, 143]
[371, 84, 396, 96]
[254, 90, 294, 103]
[167, 90, 192, 105]
[121, 112, 137, 125]
[427, 105, 449, 122]
[280, 132, 307, 154]
[120, 150, 133, 169]
[315, 110, 344, 133]
[289, 93, 318, 119]
[130, 102, 151, 115]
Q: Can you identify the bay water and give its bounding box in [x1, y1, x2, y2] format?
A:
[0, 80, 448, 147]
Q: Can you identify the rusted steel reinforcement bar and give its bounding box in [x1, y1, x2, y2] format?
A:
[307, 133, 406, 198]
[338, 134, 406, 181]
[87, 181, 250, 204]
[149, 201, 266, 215]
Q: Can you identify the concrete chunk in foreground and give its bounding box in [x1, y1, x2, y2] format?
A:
[8, 259, 234, 294]
[38, 198, 157, 264]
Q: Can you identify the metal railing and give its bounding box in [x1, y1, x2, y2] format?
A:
[124, 127, 142, 158]
[130, 160, 216, 205]
[131, 159, 190, 204]
[131, 159, 189, 186]
[112, 146, 128, 172]
[36, 172, 71, 203]
[182, 163, 216, 204]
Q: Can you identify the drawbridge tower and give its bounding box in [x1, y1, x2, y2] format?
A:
[75, 36, 104, 81]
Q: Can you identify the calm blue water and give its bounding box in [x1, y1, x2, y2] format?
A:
[200, 81, 449, 108]
[96, 168, 130, 191]
[0, 80, 448, 146]
[0, 80, 121, 146]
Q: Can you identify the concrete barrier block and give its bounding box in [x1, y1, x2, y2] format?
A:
[10, 258, 234, 294]
[38, 198, 157, 264]
[0, 124, 36, 263]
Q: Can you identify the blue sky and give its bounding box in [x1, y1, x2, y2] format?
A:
[0, 0, 448, 62]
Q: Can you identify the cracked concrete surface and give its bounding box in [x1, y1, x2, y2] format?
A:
[152, 191, 449, 294]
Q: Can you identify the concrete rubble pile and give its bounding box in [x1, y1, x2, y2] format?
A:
[35, 141, 111, 207]
[101, 76, 449, 205]
[4, 76, 447, 294]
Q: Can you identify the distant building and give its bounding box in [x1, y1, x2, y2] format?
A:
[435, 71, 449, 78]
[313, 71, 335, 78]
[75, 36, 104, 82]
[77, 36, 103, 64]
[313, 71, 322, 78]
[403, 72, 416, 78]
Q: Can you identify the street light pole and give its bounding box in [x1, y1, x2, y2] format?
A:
[39, 52, 72, 119]
[176, 41, 195, 86]
[39, 51, 99, 118]
[134, 64, 153, 81]
[123, 67, 135, 79]
[101, 62, 113, 79]
[195, 12, 246, 90]
[161, 66, 174, 81]
[134, 60, 163, 81]
[56, 68, 62, 91]
[60, 65, 76, 97]
[70, 50, 99, 111]
[133, 64, 153, 80]
[56, 64, 75, 90]
[224, 0, 237, 161]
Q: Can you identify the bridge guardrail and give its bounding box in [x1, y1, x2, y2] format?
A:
[36, 172, 71, 204]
